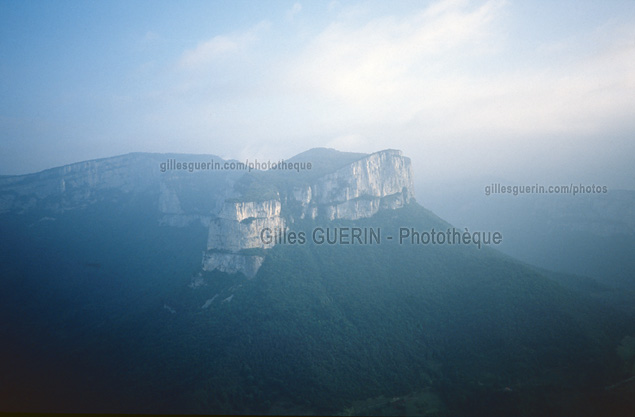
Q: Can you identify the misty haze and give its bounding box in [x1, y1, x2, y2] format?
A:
[1, 1, 634, 416]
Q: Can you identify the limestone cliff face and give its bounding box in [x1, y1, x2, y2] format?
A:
[313, 150, 413, 204]
[202, 149, 414, 277]
[0, 153, 161, 214]
[0, 153, 234, 222]
[202, 252, 265, 278]
[202, 199, 285, 278]
[294, 149, 413, 221]
[0, 149, 415, 279]
[206, 200, 284, 251]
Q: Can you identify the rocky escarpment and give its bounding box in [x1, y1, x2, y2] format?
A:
[0, 153, 240, 228]
[202, 149, 414, 277]
[206, 200, 284, 251]
[0, 148, 415, 279]
[202, 200, 285, 278]
[295, 149, 413, 221]
[0, 153, 162, 214]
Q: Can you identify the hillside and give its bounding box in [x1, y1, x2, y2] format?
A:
[0, 150, 633, 416]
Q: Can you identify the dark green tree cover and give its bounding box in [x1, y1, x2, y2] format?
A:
[0, 192, 633, 416]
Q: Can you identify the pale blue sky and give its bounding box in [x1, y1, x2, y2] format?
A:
[1, 0, 634, 190]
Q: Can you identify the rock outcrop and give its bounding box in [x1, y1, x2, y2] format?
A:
[202, 199, 285, 278]
[202, 149, 414, 277]
[206, 200, 285, 252]
[0, 153, 161, 214]
[0, 153, 234, 222]
[296, 149, 413, 220]
[202, 252, 265, 278]
[0, 148, 415, 279]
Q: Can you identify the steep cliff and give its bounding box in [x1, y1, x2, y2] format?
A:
[202, 149, 414, 277]
[0, 153, 239, 228]
[297, 149, 413, 221]
[0, 148, 415, 278]
[202, 199, 285, 278]
[0, 153, 161, 214]
[206, 200, 285, 252]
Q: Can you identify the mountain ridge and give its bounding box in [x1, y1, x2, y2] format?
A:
[0, 148, 415, 277]
[0, 148, 633, 415]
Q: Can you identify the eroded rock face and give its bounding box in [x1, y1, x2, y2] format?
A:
[206, 200, 285, 252]
[0, 154, 162, 213]
[202, 150, 415, 277]
[293, 149, 413, 221]
[0, 148, 415, 279]
[313, 150, 413, 204]
[202, 199, 286, 278]
[158, 182, 183, 214]
[0, 153, 235, 220]
[202, 252, 264, 278]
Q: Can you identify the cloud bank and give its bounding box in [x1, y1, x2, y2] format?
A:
[1, 0, 634, 189]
